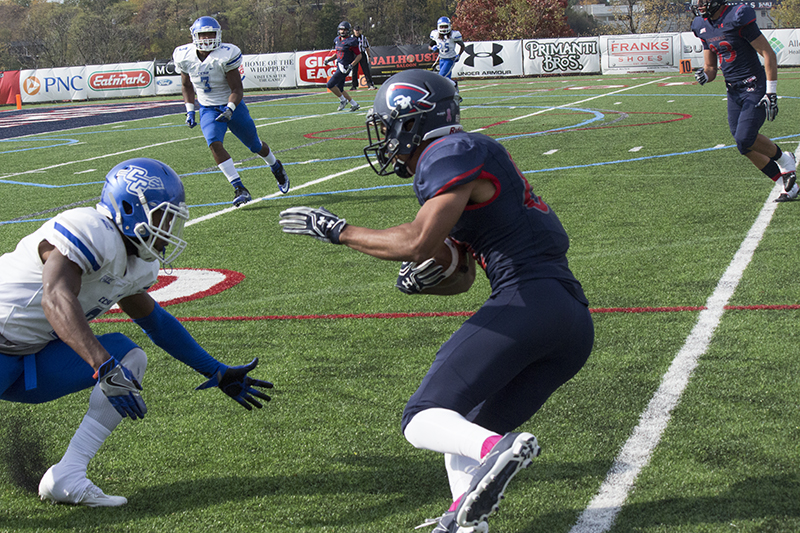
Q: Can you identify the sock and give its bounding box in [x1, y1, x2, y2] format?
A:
[772, 146, 783, 161]
[403, 408, 498, 461]
[218, 158, 241, 186]
[445, 453, 479, 501]
[339, 95, 347, 103]
[776, 151, 796, 173]
[56, 416, 112, 478]
[761, 160, 781, 181]
[349, 99, 358, 106]
[261, 150, 277, 167]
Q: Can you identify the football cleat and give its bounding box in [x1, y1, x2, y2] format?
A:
[271, 160, 290, 194]
[337, 101, 347, 111]
[416, 512, 488, 533]
[233, 186, 252, 207]
[349, 102, 361, 112]
[455, 432, 540, 528]
[39, 465, 127, 507]
[775, 181, 799, 203]
[781, 171, 796, 194]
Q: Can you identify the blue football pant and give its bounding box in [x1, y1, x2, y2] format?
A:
[199, 101, 263, 153]
[401, 278, 594, 435]
[727, 77, 766, 155]
[0, 333, 140, 404]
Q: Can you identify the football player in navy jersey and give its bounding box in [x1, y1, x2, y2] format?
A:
[279, 69, 593, 533]
[1, 159, 273, 507]
[173, 16, 289, 206]
[323, 21, 362, 112]
[691, 0, 797, 202]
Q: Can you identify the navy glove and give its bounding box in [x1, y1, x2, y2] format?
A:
[215, 106, 233, 123]
[196, 358, 273, 410]
[759, 93, 778, 121]
[396, 259, 446, 294]
[96, 358, 147, 420]
[186, 111, 197, 128]
[279, 206, 347, 244]
[693, 67, 708, 86]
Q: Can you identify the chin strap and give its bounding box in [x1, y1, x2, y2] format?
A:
[394, 161, 413, 179]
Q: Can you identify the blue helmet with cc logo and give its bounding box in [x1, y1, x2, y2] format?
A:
[96, 158, 189, 265]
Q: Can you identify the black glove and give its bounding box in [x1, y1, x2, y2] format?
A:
[196, 358, 273, 410]
[693, 67, 708, 86]
[758, 93, 778, 121]
[279, 206, 348, 244]
[396, 259, 446, 294]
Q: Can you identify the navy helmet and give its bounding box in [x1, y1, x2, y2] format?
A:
[363, 69, 462, 177]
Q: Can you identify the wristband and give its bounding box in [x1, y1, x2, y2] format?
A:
[766, 80, 777, 94]
[226, 102, 236, 112]
[442, 238, 459, 278]
[185, 103, 195, 113]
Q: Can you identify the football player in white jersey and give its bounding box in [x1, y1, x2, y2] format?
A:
[429, 17, 464, 81]
[0, 158, 273, 507]
[173, 16, 289, 207]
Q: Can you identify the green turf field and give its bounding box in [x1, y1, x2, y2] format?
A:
[1, 70, 799, 532]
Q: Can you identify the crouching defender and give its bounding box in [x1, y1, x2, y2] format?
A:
[280, 69, 593, 532]
[0, 158, 273, 506]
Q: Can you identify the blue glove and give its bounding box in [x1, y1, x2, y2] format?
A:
[396, 259, 446, 294]
[215, 106, 233, 123]
[693, 67, 708, 86]
[431, 45, 439, 53]
[759, 93, 778, 121]
[186, 111, 197, 128]
[196, 358, 273, 410]
[96, 358, 147, 420]
[279, 206, 347, 244]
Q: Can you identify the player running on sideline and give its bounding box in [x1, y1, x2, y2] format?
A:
[173, 16, 289, 207]
[279, 69, 593, 533]
[0, 158, 273, 507]
[691, 0, 797, 202]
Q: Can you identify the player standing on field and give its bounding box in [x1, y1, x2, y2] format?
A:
[429, 17, 464, 92]
[691, 0, 797, 202]
[323, 21, 361, 112]
[279, 69, 593, 533]
[0, 158, 273, 507]
[173, 16, 289, 207]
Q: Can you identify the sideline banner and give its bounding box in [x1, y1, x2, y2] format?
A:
[367, 45, 437, 81]
[242, 52, 297, 89]
[0, 71, 20, 105]
[154, 59, 181, 95]
[680, 28, 800, 68]
[523, 37, 601, 75]
[85, 62, 155, 99]
[600, 33, 682, 73]
[453, 40, 523, 78]
[295, 50, 350, 87]
[19, 66, 87, 103]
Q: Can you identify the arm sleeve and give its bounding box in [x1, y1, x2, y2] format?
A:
[133, 302, 224, 377]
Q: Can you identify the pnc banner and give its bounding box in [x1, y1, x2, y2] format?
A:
[19, 66, 88, 103]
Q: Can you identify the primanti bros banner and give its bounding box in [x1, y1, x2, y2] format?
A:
[522, 37, 601, 75]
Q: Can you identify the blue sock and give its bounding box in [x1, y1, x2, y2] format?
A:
[231, 178, 244, 189]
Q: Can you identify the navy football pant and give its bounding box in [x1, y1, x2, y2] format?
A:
[401, 278, 594, 435]
[727, 77, 766, 155]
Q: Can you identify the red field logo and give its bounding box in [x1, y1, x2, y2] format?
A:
[89, 70, 152, 90]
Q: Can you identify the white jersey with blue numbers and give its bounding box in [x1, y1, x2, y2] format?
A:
[430, 29, 463, 59]
[0, 208, 158, 355]
[172, 42, 243, 107]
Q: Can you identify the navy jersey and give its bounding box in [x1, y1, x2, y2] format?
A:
[414, 132, 587, 303]
[333, 35, 360, 66]
[691, 4, 763, 83]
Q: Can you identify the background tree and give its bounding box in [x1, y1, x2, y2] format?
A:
[610, 0, 692, 34]
[772, 0, 800, 28]
[455, 0, 573, 40]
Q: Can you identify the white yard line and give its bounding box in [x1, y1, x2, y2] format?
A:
[569, 180, 784, 533]
[187, 163, 371, 227]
